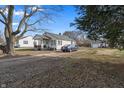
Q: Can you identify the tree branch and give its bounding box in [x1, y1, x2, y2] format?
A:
[13, 7, 28, 35]
[0, 9, 7, 22]
[27, 19, 42, 26]
[0, 19, 6, 25]
[16, 23, 28, 41]
[14, 6, 39, 35]
[0, 7, 8, 26]
[26, 6, 39, 18]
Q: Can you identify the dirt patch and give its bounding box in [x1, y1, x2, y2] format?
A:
[0, 50, 61, 59]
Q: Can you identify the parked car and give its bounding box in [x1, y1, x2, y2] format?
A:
[61, 44, 78, 52]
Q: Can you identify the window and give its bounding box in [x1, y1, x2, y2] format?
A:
[23, 41, 28, 44]
[58, 40, 62, 45]
[51, 40, 56, 45]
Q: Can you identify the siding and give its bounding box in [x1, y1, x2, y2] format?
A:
[91, 42, 100, 48]
[18, 36, 34, 48]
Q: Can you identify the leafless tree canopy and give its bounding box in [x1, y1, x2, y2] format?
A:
[0, 5, 63, 55]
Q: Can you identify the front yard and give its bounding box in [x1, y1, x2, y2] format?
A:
[0, 47, 124, 87]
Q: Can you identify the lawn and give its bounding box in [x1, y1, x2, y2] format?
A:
[20, 48, 124, 87]
[0, 47, 124, 87]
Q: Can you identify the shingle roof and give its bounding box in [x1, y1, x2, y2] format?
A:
[33, 34, 43, 40]
[33, 34, 50, 40]
[20, 36, 33, 39]
[34, 32, 74, 41]
[44, 32, 74, 41]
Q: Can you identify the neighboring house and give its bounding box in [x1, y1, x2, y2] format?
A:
[91, 40, 108, 48]
[91, 41, 101, 48]
[33, 32, 76, 50]
[15, 36, 34, 48]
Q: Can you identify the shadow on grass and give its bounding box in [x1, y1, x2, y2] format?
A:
[33, 57, 124, 88]
[0, 56, 124, 88]
[0, 54, 31, 59]
[15, 48, 34, 51]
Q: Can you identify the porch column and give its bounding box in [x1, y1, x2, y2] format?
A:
[41, 39, 43, 49]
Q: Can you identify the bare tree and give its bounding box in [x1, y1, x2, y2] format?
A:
[0, 31, 4, 44]
[0, 5, 62, 55]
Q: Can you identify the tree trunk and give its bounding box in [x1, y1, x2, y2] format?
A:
[7, 5, 15, 56]
[9, 35, 14, 56]
[5, 36, 14, 56]
[4, 27, 15, 56]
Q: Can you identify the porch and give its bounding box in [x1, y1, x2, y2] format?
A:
[34, 38, 57, 50]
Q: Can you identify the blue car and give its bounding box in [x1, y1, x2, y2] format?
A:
[61, 44, 78, 52]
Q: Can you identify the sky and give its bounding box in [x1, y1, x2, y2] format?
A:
[0, 5, 78, 36]
[39, 5, 77, 34]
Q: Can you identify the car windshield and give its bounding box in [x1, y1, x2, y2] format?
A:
[63, 44, 70, 47]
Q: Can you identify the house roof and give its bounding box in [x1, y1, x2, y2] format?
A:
[33, 34, 49, 40]
[34, 32, 74, 41]
[20, 36, 33, 39]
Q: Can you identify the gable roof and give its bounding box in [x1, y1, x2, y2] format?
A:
[20, 36, 33, 39]
[33, 34, 50, 40]
[34, 32, 74, 41]
[33, 34, 42, 40]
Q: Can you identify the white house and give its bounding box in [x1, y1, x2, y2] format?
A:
[33, 32, 76, 50]
[15, 36, 34, 48]
[91, 41, 101, 48]
[91, 40, 108, 48]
